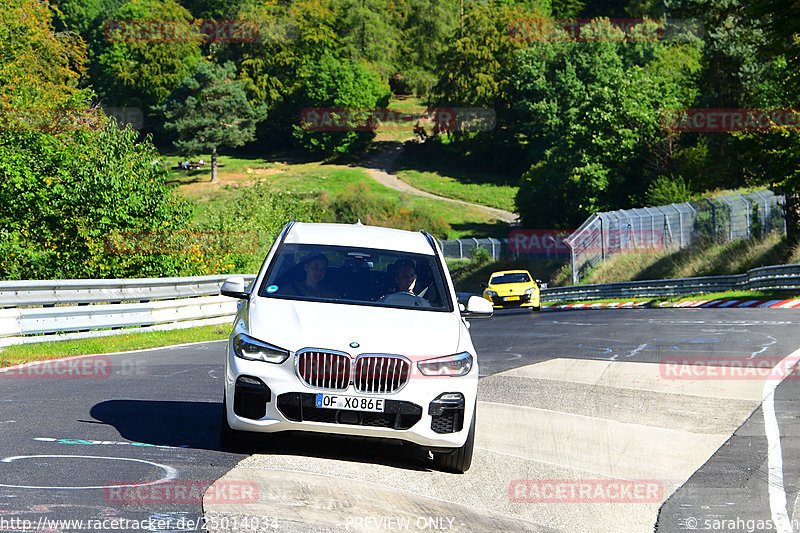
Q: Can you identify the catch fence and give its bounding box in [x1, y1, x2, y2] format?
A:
[566, 190, 785, 284]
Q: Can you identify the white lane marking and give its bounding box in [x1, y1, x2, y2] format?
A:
[0, 455, 177, 490]
[762, 347, 800, 533]
[628, 344, 648, 358]
[749, 335, 778, 359]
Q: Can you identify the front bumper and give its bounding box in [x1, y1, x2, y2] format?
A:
[224, 348, 478, 449]
[485, 293, 539, 308]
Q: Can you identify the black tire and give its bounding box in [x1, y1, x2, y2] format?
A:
[432, 406, 476, 473]
[219, 396, 247, 451]
[530, 305, 541, 312]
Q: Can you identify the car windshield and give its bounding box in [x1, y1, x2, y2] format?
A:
[490, 272, 531, 285]
[258, 243, 452, 312]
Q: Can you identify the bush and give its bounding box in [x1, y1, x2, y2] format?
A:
[198, 182, 324, 274]
[290, 55, 391, 155]
[319, 184, 450, 238]
[0, 124, 194, 279]
[644, 175, 692, 205]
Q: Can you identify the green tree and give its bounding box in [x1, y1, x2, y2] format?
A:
[395, 0, 459, 95]
[738, 0, 800, 248]
[511, 19, 702, 227]
[0, 0, 91, 109]
[95, 0, 202, 112]
[0, 125, 194, 280]
[289, 54, 390, 155]
[432, 3, 537, 107]
[160, 61, 264, 182]
[337, 0, 403, 79]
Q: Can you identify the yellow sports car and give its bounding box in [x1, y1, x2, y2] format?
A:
[481, 270, 540, 311]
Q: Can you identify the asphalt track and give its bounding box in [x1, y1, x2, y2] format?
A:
[1, 308, 800, 532]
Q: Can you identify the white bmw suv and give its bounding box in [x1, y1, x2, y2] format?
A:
[219, 221, 492, 473]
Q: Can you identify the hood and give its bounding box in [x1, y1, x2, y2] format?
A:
[247, 297, 463, 357]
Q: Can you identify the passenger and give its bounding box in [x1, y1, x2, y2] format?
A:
[286, 254, 338, 298]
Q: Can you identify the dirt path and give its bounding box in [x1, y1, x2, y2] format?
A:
[362, 144, 518, 224]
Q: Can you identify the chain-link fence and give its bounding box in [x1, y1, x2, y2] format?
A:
[438, 238, 509, 260]
[567, 190, 786, 284]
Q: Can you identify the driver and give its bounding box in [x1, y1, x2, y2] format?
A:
[380, 259, 430, 307]
[393, 259, 418, 293]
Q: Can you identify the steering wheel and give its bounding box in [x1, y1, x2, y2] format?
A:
[379, 291, 431, 307]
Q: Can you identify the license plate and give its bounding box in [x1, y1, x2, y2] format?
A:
[503, 296, 519, 301]
[315, 393, 385, 412]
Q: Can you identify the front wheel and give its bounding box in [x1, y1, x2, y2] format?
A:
[431, 406, 476, 473]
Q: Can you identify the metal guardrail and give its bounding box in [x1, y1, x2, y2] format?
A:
[0, 275, 251, 308]
[0, 275, 257, 347]
[540, 264, 800, 303]
[1, 264, 797, 346]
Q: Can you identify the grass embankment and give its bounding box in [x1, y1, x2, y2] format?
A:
[167, 154, 509, 239]
[394, 144, 519, 213]
[0, 324, 231, 365]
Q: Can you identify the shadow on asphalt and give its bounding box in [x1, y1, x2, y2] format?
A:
[90, 399, 433, 471]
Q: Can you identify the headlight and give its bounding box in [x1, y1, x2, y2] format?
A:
[524, 287, 537, 295]
[417, 352, 473, 377]
[485, 290, 498, 298]
[232, 333, 289, 363]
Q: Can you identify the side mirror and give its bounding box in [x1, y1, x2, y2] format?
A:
[220, 276, 249, 299]
[461, 295, 493, 318]
[479, 282, 488, 289]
